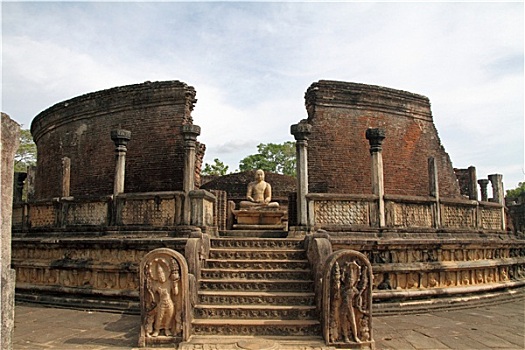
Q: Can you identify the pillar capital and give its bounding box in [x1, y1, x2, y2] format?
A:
[291, 121, 312, 142]
[110, 129, 131, 148]
[365, 128, 386, 154]
[182, 124, 201, 143]
[478, 179, 490, 202]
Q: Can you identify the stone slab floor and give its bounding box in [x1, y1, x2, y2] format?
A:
[13, 298, 524, 350]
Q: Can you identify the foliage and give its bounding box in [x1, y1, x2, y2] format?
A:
[14, 129, 37, 172]
[201, 158, 229, 176]
[239, 142, 296, 177]
[506, 182, 525, 199]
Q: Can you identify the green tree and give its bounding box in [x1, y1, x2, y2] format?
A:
[201, 158, 229, 176]
[506, 182, 525, 200]
[14, 129, 37, 172]
[239, 142, 296, 177]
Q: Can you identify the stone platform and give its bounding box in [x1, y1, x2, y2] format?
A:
[13, 296, 525, 349]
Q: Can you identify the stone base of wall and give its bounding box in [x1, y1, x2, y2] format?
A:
[11, 231, 190, 313]
[12, 228, 525, 315]
[328, 231, 525, 314]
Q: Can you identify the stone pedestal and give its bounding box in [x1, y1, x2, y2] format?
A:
[1, 113, 20, 350]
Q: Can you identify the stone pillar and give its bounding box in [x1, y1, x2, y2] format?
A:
[1, 113, 20, 350]
[428, 157, 441, 228]
[478, 179, 490, 202]
[291, 121, 312, 227]
[366, 128, 386, 227]
[182, 124, 201, 225]
[488, 174, 504, 204]
[61, 156, 71, 197]
[467, 166, 477, 200]
[110, 129, 131, 196]
[13, 172, 27, 203]
[488, 174, 505, 231]
[26, 165, 36, 201]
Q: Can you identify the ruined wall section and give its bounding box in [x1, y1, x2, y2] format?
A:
[31, 81, 198, 199]
[305, 80, 461, 198]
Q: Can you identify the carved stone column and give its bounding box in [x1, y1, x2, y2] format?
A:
[291, 121, 312, 227]
[1, 113, 20, 350]
[61, 156, 71, 197]
[488, 174, 504, 204]
[111, 129, 131, 196]
[366, 128, 386, 227]
[428, 157, 441, 228]
[478, 179, 490, 202]
[467, 166, 478, 200]
[182, 124, 201, 225]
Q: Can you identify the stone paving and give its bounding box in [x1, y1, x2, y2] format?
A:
[13, 298, 525, 350]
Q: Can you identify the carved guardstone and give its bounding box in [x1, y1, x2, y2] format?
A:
[139, 248, 190, 347]
[322, 250, 375, 349]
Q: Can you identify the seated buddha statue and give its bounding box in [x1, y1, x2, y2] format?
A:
[239, 169, 279, 209]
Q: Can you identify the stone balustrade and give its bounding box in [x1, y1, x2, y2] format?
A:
[307, 193, 505, 233]
[12, 190, 216, 232]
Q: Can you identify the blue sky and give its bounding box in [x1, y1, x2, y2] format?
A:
[2, 1, 524, 192]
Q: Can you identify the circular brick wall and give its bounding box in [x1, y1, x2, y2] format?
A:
[31, 81, 199, 199]
[305, 80, 462, 198]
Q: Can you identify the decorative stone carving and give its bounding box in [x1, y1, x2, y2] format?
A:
[314, 200, 369, 226]
[322, 250, 374, 349]
[139, 248, 190, 347]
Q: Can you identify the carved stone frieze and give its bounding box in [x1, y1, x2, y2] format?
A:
[198, 293, 315, 306]
[322, 250, 374, 349]
[211, 239, 303, 250]
[193, 324, 320, 336]
[392, 202, 432, 228]
[481, 207, 503, 230]
[29, 204, 56, 227]
[121, 198, 176, 226]
[441, 204, 476, 228]
[139, 248, 190, 347]
[65, 202, 108, 226]
[194, 306, 317, 320]
[205, 260, 309, 270]
[314, 200, 369, 226]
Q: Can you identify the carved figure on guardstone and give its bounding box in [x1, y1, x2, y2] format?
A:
[145, 258, 180, 337]
[322, 250, 374, 349]
[139, 248, 190, 348]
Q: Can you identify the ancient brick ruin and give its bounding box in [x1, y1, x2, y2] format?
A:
[8, 80, 525, 348]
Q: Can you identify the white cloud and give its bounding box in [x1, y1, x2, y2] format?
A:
[2, 1, 523, 187]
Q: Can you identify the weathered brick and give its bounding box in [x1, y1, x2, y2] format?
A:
[30, 81, 201, 199]
[304, 80, 462, 198]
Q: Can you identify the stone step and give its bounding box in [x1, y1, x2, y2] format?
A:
[194, 304, 318, 319]
[205, 259, 310, 270]
[208, 248, 306, 260]
[191, 319, 321, 336]
[221, 229, 287, 237]
[211, 237, 304, 250]
[201, 268, 312, 280]
[197, 290, 316, 306]
[199, 279, 314, 292]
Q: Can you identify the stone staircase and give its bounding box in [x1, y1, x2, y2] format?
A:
[192, 233, 321, 337]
